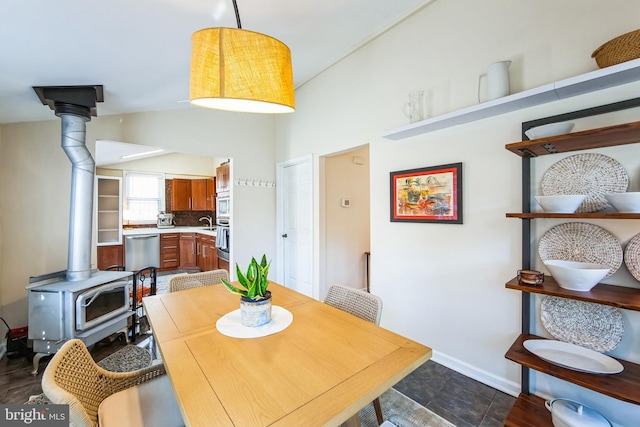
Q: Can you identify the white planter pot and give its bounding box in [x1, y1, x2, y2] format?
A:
[240, 291, 272, 327]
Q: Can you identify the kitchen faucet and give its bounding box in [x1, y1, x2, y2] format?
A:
[199, 215, 214, 230]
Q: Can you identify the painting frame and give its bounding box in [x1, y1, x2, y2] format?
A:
[390, 162, 463, 224]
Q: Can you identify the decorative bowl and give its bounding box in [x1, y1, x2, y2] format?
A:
[535, 195, 586, 213]
[525, 121, 575, 139]
[604, 192, 640, 213]
[543, 260, 609, 292]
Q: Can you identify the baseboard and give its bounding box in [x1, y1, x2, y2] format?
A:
[0, 342, 6, 361]
[431, 350, 521, 397]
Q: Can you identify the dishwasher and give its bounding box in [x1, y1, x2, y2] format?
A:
[125, 234, 160, 271]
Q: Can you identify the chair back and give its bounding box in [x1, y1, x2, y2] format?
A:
[324, 284, 383, 325]
[169, 269, 230, 292]
[42, 340, 110, 427]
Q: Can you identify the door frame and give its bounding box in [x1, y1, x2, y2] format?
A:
[275, 155, 314, 296]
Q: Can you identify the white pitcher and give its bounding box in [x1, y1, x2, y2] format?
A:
[478, 60, 511, 102]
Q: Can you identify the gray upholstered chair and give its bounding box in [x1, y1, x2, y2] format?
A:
[324, 284, 385, 425]
[41, 339, 183, 427]
[169, 269, 229, 292]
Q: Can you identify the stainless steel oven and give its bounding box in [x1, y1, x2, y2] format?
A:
[75, 280, 130, 331]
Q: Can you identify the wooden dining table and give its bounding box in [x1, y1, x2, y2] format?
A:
[143, 282, 432, 427]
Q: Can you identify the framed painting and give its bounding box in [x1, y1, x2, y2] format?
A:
[390, 162, 462, 223]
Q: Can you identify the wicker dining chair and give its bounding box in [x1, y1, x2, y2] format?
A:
[41, 339, 183, 427]
[324, 284, 385, 425]
[169, 269, 229, 292]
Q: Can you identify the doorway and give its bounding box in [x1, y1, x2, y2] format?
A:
[322, 146, 371, 299]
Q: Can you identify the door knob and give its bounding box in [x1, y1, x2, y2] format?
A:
[282, 233, 288, 238]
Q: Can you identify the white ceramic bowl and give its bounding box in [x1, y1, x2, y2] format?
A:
[535, 195, 586, 213]
[525, 121, 575, 139]
[604, 192, 640, 213]
[543, 260, 609, 292]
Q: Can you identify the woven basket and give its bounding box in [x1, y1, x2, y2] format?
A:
[592, 29, 640, 68]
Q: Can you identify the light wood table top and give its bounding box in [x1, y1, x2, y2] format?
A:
[143, 282, 432, 427]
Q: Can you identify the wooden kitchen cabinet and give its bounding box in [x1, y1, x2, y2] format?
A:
[503, 110, 640, 426]
[191, 179, 208, 210]
[172, 178, 213, 211]
[179, 233, 197, 268]
[160, 233, 180, 271]
[207, 177, 216, 210]
[216, 163, 230, 195]
[171, 178, 192, 211]
[196, 233, 217, 271]
[97, 244, 123, 270]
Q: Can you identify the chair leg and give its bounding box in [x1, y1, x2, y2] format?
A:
[373, 397, 384, 425]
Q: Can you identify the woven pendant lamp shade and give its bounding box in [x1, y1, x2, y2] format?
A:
[190, 27, 295, 113]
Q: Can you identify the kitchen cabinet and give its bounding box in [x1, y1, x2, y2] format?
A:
[503, 104, 640, 426]
[196, 233, 217, 271]
[191, 179, 208, 210]
[96, 176, 122, 245]
[97, 244, 123, 270]
[172, 178, 214, 211]
[216, 163, 230, 195]
[171, 178, 191, 211]
[207, 177, 216, 210]
[160, 233, 180, 270]
[218, 257, 229, 273]
[179, 233, 197, 268]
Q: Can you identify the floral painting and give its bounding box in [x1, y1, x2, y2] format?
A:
[390, 163, 462, 223]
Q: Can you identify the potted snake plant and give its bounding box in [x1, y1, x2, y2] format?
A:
[221, 255, 272, 327]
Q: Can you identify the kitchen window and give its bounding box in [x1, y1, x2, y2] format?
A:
[123, 171, 165, 224]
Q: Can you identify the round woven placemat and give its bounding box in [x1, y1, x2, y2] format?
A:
[538, 222, 623, 278]
[541, 153, 628, 212]
[624, 232, 640, 282]
[541, 296, 624, 353]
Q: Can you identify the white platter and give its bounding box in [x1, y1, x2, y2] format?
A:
[523, 339, 623, 374]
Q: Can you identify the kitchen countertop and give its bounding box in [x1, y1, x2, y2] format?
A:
[122, 226, 217, 237]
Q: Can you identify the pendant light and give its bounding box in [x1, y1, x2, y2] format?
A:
[190, 0, 295, 113]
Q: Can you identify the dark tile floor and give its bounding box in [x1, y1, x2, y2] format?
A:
[394, 361, 515, 427]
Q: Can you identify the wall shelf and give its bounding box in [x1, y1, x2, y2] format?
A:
[506, 334, 640, 405]
[382, 58, 640, 140]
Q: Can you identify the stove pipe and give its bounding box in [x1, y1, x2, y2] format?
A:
[59, 108, 94, 281]
[33, 86, 104, 282]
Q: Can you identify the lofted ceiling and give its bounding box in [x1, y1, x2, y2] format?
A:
[0, 0, 435, 125]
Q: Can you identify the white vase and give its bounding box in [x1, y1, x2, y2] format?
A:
[240, 291, 272, 327]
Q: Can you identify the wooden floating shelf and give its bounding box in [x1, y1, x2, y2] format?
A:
[505, 120, 640, 157]
[503, 394, 551, 427]
[506, 334, 640, 405]
[505, 277, 640, 311]
[382, 58, 640, 140]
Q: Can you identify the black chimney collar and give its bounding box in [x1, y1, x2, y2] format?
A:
[32, 85, 104, 118]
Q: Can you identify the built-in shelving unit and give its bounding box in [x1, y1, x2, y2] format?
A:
[96, 176, 122, 245]
[504, 105, 640, 426]
[383, 58, 640, 140]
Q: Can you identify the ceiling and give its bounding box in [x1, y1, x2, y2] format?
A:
[0, 0, 434, 125]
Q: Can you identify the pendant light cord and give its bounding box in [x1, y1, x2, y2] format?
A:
[232, 0, 242, 29]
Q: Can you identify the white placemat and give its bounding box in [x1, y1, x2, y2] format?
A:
[216, 305, 293, 338]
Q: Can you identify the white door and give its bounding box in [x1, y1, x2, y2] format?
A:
[278, 157, 313, 297]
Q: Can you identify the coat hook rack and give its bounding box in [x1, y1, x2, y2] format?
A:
[234, 178, 276, 188]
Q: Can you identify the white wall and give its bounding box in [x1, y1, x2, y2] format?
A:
[275, 0, 640, 424]
[324, 146, 370, 295]
[0, 108, 276, 326]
